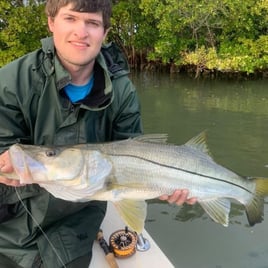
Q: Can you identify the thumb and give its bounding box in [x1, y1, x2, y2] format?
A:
[0, 150, 14, 173]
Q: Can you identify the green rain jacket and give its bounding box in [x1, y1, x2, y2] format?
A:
[0, 37, 143, 268]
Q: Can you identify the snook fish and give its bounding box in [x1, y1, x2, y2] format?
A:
[2, 133, 268, 233]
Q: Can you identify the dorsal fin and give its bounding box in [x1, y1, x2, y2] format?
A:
[133, 134, 168, 144]
[185, 131, 211, 155]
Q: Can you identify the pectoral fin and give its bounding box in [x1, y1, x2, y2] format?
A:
[113, 200, 147, 233]
[199, 199, 231, 227]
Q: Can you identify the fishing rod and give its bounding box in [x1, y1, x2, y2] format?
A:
[97, 229, 119, 268]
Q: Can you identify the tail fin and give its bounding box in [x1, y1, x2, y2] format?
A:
[245, 177, 268, 226]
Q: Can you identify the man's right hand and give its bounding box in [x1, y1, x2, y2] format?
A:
[0, 150, 20, 186]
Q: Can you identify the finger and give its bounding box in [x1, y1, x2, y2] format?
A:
[0, 176, 21, 187]
[0, 161, 4, 171]
[186, 197, 198, 205]
[159, 194, 169, 201]
[0, 151, 14, 173]
[174, 189, 189, 205]
[0, 165, 14, 173]
[166, 189, 182, 204]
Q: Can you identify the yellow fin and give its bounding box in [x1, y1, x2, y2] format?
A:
[113, 200, 147, 234]
[245, 177, 268, 226]
[199, 198, 231, 227]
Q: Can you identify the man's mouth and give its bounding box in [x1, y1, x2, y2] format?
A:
[69, 41, 89, 48]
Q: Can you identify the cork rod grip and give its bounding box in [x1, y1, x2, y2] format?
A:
[97, 230, 119, 268]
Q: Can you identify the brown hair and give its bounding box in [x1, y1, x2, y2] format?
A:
[45, 0, 112, 29]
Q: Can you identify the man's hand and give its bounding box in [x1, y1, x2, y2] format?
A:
[0, 151, 20, 186]
[159, 189, 197, 206]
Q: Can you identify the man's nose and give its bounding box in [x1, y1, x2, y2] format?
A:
[74, 22, 89, 38]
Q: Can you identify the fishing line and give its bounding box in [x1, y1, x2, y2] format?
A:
[15, 187, 67, 268]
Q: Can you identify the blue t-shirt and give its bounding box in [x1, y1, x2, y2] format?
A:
[64, 75, 94, 103]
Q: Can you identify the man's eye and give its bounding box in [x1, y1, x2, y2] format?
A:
[87, 20, 102, 28]
[65, 17, 75, 21]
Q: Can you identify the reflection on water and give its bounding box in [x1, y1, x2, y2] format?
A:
[174, 203, 244, 225]
[174, 203, 207, 223]
[131, 72, 268, 268]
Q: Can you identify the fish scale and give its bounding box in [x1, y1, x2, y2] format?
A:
[2, 132, 268, 233]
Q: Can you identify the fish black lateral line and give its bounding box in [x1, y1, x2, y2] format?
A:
[1, 132, 268, 233]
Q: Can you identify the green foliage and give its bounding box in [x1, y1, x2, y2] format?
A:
[138, 0, 268, 74]
[109, 0, 159, 66]
[0, 1, 49, 67]
[0, 0, 267, 75]
[182, 35, 268, 74]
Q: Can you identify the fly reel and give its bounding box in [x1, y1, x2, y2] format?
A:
[109, 227, 137, 258]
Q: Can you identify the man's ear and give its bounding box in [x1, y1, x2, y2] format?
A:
[103, 27, 110, 42]
[47, 17, 54, 33]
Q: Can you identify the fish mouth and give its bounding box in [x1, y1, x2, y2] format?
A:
[9, 144, 47, 184]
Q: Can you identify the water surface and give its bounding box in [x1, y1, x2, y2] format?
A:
[131, 72, 268, 268]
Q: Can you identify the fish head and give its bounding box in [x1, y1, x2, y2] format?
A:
[8, 144, 112, 185]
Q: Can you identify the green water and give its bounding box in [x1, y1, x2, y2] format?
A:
[131, 72, 268, 268]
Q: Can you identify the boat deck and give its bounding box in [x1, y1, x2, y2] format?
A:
[89, 202, 174, 268]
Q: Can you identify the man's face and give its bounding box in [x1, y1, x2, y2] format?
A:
[48, 4, 109, 68]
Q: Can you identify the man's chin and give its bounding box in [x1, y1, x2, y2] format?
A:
[61, 58, 95, 69]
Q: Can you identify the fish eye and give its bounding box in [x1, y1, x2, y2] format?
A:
[45, 149, 57, 157]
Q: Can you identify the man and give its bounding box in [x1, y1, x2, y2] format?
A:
[0, 1, 196, 267]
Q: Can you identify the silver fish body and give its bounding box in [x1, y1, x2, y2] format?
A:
[90, 138, 255, 203]
[4, 133, 268, 232]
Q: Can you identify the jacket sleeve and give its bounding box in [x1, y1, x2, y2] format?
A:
[0, 63, 41, 206]
[111, 76, 143, 140]
[0, 66, 31, 153]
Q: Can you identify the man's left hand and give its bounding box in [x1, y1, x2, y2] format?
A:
[159, 189, 197, 206]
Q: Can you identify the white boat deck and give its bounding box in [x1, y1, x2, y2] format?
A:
[89, 202, 174, 268]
